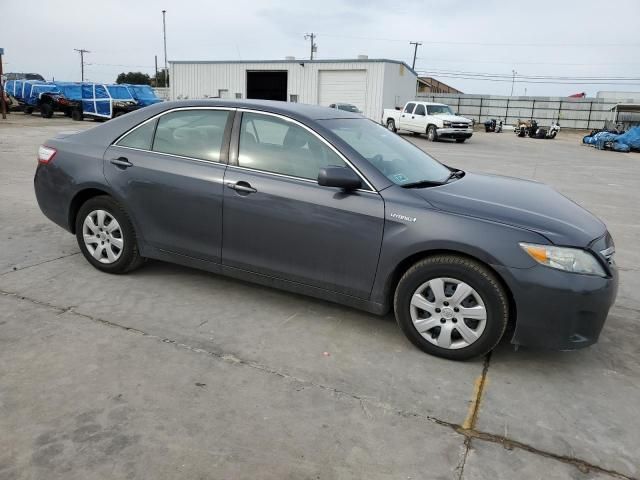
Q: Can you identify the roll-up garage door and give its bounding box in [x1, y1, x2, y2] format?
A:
[318, 70, 367, 112]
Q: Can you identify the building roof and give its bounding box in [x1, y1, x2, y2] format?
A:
[169, 58, 418, 76]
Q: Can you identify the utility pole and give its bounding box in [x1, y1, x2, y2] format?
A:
[154, 55, 159, 86]
[162, 10, 168, 88]
[304, 33, 317, 60]
[409, 41, 422, 70]
[510, 69, 517, 96]
[0, 48, 6, 119]
[74, 48, 90, 82]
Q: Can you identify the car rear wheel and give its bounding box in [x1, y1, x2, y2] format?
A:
[427, 125, 438, 142]
[71, 109, 83, 121]
[75, 196, 144, 274]
[456, 138, 466, 143]
[386, 119, 397, 133]
[24, 106, 33, 115]
[394, 255, 509, 360]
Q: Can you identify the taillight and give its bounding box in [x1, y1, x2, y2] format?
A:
[38, 145, 57, 164]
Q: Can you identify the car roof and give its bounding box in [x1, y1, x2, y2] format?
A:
[411, 101, 447, 106]
[159, 99, 363, 120]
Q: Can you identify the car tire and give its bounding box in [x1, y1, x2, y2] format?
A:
[24, 106, 33, 115]
[40, 103, 54, 118]
[427, 125, 438, 142]
[456, 138, 466, 143]
[394, 255, 509, 360]
[71, 109, 83, 121]
[75, 196, 144, 274]
[386, 119, 397, 133]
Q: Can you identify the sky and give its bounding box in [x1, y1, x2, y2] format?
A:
[2, 0, 639, 97]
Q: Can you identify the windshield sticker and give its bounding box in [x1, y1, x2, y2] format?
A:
[392, 173, 409, 183]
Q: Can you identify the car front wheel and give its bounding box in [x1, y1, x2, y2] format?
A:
[75, 196, 144, 274]
[394, 255, 509, 360]
[427, 125, 438, 141]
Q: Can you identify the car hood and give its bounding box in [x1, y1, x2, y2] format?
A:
[434, 114, 472, 124]
[415, 172, 606, 246]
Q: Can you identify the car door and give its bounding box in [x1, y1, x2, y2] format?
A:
[221, 111, 385, 299]
[104, 107, 233, 263]
[411, 103, 427, 133]
[399, 102, 416, 131]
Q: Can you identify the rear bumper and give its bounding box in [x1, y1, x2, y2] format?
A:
[34, 164, 74, 232]
[437, 128, 473, 139]
[494, 263, 618, 350]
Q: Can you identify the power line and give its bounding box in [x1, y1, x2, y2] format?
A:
[315, 32, 640, 47]
[416, 68, 640, 80]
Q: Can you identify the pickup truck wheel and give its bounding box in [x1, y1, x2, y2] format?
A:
[24, 106, 34, 115]
[427, 125, 438, 142]
[386, 119, 397, 133]
[394, 255, 509, 360]
[455, 138, 466, 143]
[40, 103, 54, 118]
[71, 109, 84, 121]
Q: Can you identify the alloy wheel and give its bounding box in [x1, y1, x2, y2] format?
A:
[82, 210, 124, 264]
[410, 277, 487, 349]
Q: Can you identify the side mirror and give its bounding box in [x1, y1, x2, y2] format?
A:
[318, 166, 361, 190]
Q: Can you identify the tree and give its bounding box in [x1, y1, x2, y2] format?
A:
[115, 72, 151, 85]
[152, 69, 169, 88]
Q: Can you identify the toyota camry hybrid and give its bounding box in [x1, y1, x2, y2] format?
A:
[34, 100, 618, 360]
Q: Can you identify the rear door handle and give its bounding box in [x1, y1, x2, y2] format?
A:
[226, 181, 257, 194]
[110, 157, 133, 168]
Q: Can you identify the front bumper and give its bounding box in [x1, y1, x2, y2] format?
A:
[494, 263, 618, 350]
[437, 127, 473, 139]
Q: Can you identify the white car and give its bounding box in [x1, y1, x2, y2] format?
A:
[383, 101, 473, 142]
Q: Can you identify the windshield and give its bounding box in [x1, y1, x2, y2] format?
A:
[427, 105, 454, 115]
[321, 118, 451, 186]
[106, 85, 134, 100]
[337, 104, 360, 113]
[129, 85, 157, 99]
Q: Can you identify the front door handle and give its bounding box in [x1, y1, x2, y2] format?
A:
[226, 181, 257, 194]
[412, 116, 415, 119]
[110, 157, 133, 168]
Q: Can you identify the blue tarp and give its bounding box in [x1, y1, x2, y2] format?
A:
[106, 84, 135, 101]
[583, 126, 640, 152]
[81, 83, 113, 118]
[4, 79, 45, 101]
[123, 84, 162, 107]
[24, 83, 60, 106]
[55, 82, 82, 100]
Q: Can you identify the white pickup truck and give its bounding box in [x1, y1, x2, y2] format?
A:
[382, 101, 474, 142]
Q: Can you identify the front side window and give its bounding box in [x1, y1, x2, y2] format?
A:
[404, 103, 416, 114]
[321, 118, 450, 186]
[117, 119, 157, 150]
[238, 112, 346, 180]
[152, 109, 230, 162]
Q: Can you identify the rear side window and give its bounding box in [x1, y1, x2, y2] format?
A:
[404, 103, 415, 114]
[117, 120, 157, 150]
[152, 110, 230, 162]
[414, 104, 426, 116]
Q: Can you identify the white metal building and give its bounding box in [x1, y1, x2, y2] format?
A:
[169, 58, 417, 121]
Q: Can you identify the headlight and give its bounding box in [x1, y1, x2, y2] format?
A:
[443, 121, 452, 127]
[519, 243, 606, 276]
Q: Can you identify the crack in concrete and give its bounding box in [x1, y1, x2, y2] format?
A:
[1, 289, 635, 480]
[0, 252, 80, 276]
[456, 353, 492, 479]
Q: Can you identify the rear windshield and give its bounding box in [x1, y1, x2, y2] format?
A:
[321, 118, 450, 185]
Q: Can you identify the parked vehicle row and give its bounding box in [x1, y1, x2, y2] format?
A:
[3, 80, 163, 120]
[34, 99, 617, 360]
[383, 101, 474, 142]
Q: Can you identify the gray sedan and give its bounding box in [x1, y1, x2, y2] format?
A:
[34, 100, 618, 360]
